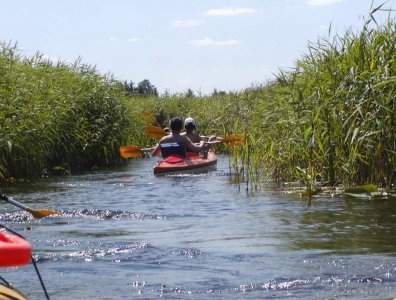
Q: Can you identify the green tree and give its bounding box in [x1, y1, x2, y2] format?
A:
[137, 79, 158, 96]
[123, 80, 136, 95]
[185, 88, 195, 98]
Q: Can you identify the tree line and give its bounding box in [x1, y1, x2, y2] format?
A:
[123, 79, 158, 96]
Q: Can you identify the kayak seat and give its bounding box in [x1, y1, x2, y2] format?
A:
[160, 143, 186, 158]
[164, 155, 184, 164]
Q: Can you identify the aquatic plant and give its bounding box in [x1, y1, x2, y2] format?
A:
[128, 5, 396, 191]
[0, 42, 132, 180]
[283, 4, 396, 189]
[1, 5, 395, 192]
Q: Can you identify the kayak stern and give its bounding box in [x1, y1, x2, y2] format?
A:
[154, 150, 217, 175]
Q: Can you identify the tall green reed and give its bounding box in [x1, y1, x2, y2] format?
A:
[0, 42, 131, 181]
[67, 4, 396, 191]
[2, 4, 395, 190]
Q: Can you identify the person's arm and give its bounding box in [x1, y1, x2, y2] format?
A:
[183, 136, 205, 152]
[196, 133, 203, 142]
[152, 143, 161, 156]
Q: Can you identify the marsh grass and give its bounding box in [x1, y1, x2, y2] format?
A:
[284, 5, 396, 190]
[126, 5, 395, 191]
[0, 42, 132, 180]
[1, 5, 395, 191]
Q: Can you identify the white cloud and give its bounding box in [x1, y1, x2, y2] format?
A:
[109, 37, 140, 43]
[306, 0, 343, 6]
[172, 19, 204, 28]
[206, 7, 258, 16]
[190, 38, 241, 46]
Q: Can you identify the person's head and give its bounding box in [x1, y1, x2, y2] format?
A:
[184, 117, 195, 131]
[170, 117, 183, 132]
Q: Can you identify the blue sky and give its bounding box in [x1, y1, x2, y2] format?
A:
[1, 0, 395, 95]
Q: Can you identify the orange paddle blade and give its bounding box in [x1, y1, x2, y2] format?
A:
[141, 112, 156, 125]
[0, 194, 61, 219]
[29, 208, 60, 218]
[119, 146, 143, 158]
[222, 134, 244, 147]
[207, 134, 244, 147]
[145, 126, 166, 139]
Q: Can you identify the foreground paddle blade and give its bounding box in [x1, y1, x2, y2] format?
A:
[146, 126, 166, 139]
[28, 208, 60, 218]
[0, 194, 60, 219]
[119, 146, 143, 158]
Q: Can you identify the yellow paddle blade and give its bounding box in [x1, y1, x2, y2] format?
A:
[206, 134, 244, 147]
[119, 146, 143, 158]
[28, 208, 61, 219]
[141, 111, 156, 125]
[222, 134, 244, 147]
[0, 194, 61, 219]
[145, 126, 166, 139]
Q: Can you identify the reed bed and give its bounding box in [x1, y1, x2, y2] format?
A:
[125, 6, 396, 191]
[273, 7, 396, 190]
[0, 42, 132, 181]
[1, 5, 395, 192]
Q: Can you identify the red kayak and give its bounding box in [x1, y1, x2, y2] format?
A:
[154, 150, 217, 175]
[0, 231, 31, 300]
[0, 231, 31, 267]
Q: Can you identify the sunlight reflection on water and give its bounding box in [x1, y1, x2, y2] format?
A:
[1, 155, 395, 299]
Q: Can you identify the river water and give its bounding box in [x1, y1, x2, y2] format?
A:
[1, 155, 395, 299]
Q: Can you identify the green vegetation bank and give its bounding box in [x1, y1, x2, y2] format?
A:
[1, 9, 395, 191]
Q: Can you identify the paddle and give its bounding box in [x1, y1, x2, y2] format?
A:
[141, 111, 156, 125]
[207, 134, 244, 147]
[145, 126, 167, 139]
[0, 194, 60, 219]
[145, 126, 243, 144]
[119, 146, 154, 158]
[119, 133, 243, 158]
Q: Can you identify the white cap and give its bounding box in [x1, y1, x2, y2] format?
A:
[184, 117, 195, 126]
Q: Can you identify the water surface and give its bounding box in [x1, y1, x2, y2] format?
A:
[1, 156, 395, 299]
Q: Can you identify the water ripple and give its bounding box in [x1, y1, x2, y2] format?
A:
[35, 241, 152, 263]
[0, 208, 166, 222]
[171, 248, 203, 258]
[67, 209, 166, 221]
[0, 211, 36, 222]
[258, 278, 312, 291]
